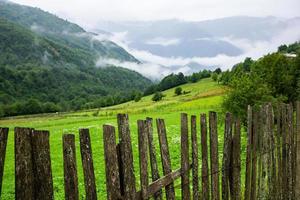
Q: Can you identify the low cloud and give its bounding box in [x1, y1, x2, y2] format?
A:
[146, 37, 181, 46]
[98, 22, 300, 79]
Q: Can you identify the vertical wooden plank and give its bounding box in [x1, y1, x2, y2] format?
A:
[231, 119, 241, 200]
[244, 106, 252, 200]
[259, 105, 268, 199]
[63, 134, 79, 200]
[200, 114, 209, 200]
[191, 115, 199, 200]
[287, 104, 293, 199]
[296, 101, 300, 199]
[79, 129, 97, 200]
[266, 104, 276, 199]
[117, 114, 136, 199]
[0, 127, 8, 195]
[181, 113, 190, 200]
[222, 113, 232, 200]
[209, 111, 220, 200]
[250, 111, 258, 200]
[146, 118, 162, 200]
[281, 104, 288, 200]
[103, 125, 122, 200]
[138, 120, 149, 199]
[156, 118, 175, 200]
[31, 130, 53, 200]
[15, 127, 34, 200]
[276, 103, 282, 199]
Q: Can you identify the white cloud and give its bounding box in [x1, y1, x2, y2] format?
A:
[97, 24, 300, 79]
[146, 37, 180, 46]
[11, 0, 300, 23]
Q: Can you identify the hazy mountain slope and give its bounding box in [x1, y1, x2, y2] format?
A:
[0, 1, 138, 62]
[0, 17, 151, 116]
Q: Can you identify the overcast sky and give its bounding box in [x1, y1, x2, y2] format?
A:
[11, 0, 300, 24]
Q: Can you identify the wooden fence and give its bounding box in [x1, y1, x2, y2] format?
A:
[0, 102, 299, 199]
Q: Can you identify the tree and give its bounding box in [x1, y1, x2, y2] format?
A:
[134, 92, 142, 102]
[175, 87, 182, 96]
[214, 68, 222, 74]
[211, 73, 218, 81]
[152, 92, 164, 102]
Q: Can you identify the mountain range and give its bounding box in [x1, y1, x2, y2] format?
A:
[0, 1, 151, 116]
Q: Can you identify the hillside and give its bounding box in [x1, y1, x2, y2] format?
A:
[0, 78, 225, 199]
[0, 0, 138, 62]
[0, 18, 151, 117]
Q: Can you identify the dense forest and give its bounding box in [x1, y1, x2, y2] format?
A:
[218, 41, 300, 121]
[0, 14, 151, 117]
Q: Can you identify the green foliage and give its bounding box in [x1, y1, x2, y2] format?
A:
[211, 73, 218, 81]
[278, 41, 300, 54]
[144, 70, 212, 96]
[152, 92, 164, 102]
[175, 87, 182, 96]
[221, 47, 300, 121]
[214, 68, 222, 74]
[0, 18, 151, 117]
[134, 92, 142, 102]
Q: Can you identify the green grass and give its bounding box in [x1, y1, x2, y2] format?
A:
[0, 78, 247, 199]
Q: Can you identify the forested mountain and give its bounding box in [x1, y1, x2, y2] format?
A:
[0, 0, 138, 62]
[0, 3, 151, 117]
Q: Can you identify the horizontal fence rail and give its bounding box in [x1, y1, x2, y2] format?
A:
[0, 102, 299, 199]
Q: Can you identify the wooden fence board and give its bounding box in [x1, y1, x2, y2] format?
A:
[15, 127, 34, 200]
[63, 134, 79, 200]
[244, 106, 252, 200]
[117, 114, 136, 199]
[191, 115, 199, 200]
[146, 118, 162, 200]
[138, 120, 149, 199]
[200, 114, 209, 200]
[296, 101, 300, 198]
[103, 125, 122, 200]
[181, 113, 190, 200]
[0, 127, 8, 195]
[222, 113, 232, 200]
[231, 119, 241, 200]
[156, 118, 175, 200]
[31, 130, 53, 200]
[209, 111, 220, 200]
[79, 129, 97, 200]
[250, 111, 258, 200]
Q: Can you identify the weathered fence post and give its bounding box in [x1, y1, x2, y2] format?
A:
[31, 130, 53, 200]
[222, 113, 232, 200]
[15, 127, 34, 200]
[138, 120, 149, 199]
[79, 129, 97, 200]
[191, 115, 199, 200]
[296, 101, 300, 198]
[146, 118, 162, 200]
[276, 103, 283, 198]
[156, 118, 175, 200]
[181, 113, 190, 200]
[0, 127, 8, 195]
[201, 114, 209, 200]
[103, 125, 122, 200]
[209, 111, 220, 200]
[250, 111, 258, 200]
[117, 114, 136, 199]
[231, 119, 241, 200]
[287, 104, 293, 199]
[63, 134, 79, 200]
[281, 104, 289, 200]
[266, 104, 276, 199]
[244, 106, 252, 200]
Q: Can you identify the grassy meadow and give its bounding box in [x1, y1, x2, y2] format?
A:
[0, 78, 247, 199]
